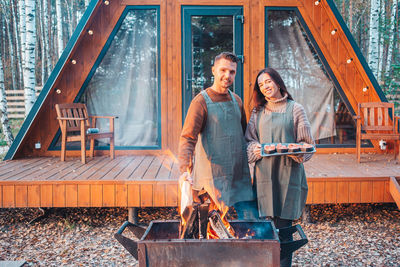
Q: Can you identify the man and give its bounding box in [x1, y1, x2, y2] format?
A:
[178, 52, 256, 219]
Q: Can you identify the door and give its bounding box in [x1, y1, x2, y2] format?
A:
[182, 6, 244, 119]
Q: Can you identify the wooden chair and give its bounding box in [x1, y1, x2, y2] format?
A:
[353, 102, 400, 163]
[55, 103, 115, 164]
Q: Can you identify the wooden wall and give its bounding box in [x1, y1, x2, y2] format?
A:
[14, 0, 385, 159]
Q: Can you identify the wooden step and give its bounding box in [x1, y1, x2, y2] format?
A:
[389, 177, 400, 209]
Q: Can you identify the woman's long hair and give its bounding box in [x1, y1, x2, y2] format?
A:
[252, 67, 293, 109]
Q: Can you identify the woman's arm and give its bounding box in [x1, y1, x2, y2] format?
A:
[245, 109, 262, 163]
[292, 103, 315, 163]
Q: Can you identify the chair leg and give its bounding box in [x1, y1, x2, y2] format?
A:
[110, 135, 115, 160]
[356, 137, 361, 163]
[61, 132, 66, 162]
[80, 121, 86, 164]
[90, 139, 95, 158]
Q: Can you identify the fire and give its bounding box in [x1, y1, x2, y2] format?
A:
[206, 200, 236, 239]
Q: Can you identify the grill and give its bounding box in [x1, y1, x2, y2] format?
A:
[115, 220, 308, 266]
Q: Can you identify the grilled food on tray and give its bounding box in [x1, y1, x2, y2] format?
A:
[276, 143, 288, 153]
[288, 143, 301, 152]
[264, 144, 276, 154]
[300, 143, 314, 152]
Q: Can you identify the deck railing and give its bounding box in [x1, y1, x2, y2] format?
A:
[5, 87, 42, 119]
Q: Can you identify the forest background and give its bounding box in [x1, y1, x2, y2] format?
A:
[0, 0, 398, 148]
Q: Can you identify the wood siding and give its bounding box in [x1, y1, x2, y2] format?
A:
[12, 0, 386, 159]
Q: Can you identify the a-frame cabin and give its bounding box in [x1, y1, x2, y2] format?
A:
[1, 0, 400, 209]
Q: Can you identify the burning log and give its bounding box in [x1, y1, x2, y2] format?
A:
[179, 203, 209, 239]
[208, 210, 234, 239]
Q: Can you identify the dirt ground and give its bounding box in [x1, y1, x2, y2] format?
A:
[0, 203, 399, 266]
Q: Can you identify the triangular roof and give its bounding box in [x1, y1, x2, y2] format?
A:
[5, 0, 387, 160]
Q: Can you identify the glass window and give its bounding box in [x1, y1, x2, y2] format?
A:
[267, 9, 356, 145]
[80, 8, 160, 148]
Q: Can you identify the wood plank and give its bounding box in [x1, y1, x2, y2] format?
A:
[0, 185, 2, 207]
[53, 184, 66, 207]
[140, 184, 153, 207]
[130, 156, 156, 179]
[40, 184, 53, 207]
[87, 156, 126, 180]
[65, 185, 78, 207]
[15, 185, 27, 207]
[61, 157, 108, 180]
[384, 180, 393, 202]
[324, 181, 336, 203]
[336, 181, 349, 203]
[127, 184, 140, 207]
[103, 184, 115, 207]
[360, 181, 373, 203]
[76, 157, 116, 180]
[115, 156, 145, 179]
[115, 184, 128, 207]
[306, 181, 313, 204]
[153, 184, 165, 206]
[143, 155, 164, 179]
[91, 184, 103, 207]
[372, 181, 385, 202]
[0, 158, 52, 180]
[27, 185, 40, 207]
[0, 158, 43, 176]
[348, 181, 361, 203]
[78, 184, 90, 207]
[103, 156, 136, 180]
[3, 185, 15, 207]
[389, 177, 400, 209]
[166, 184, 178, 206]
[156, 156, 175, 180]
[313, 181, 325, 203]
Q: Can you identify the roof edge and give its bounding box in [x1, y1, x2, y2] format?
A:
[4, 0, 100, 160]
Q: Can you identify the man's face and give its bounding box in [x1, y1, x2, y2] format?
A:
[212, 58, 237, 90]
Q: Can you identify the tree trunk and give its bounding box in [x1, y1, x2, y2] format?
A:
[0, 51, 15, 146]
[23, 0, 36, 115]
[368, 0, 381, 78]
[4, 11, 17, 90]
[349, 0, 353, 31]
[385, 0, 398, 74]
[85, 0, 89, 8]
[11, 0, 22, 89]
[56, 0, 63, 58]
[18, 0, 26, 73]
[43, 0, 52, 77]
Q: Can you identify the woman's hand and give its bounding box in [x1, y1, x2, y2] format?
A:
[253, 143, 262, 158]
[287, 154, 304, 163]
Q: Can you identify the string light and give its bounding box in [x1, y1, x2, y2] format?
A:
[315, 0, 321, 5]
[346, 58, 353, 64]
[362, 86, 368, 92]
[104, 0, 109, 5]
[71, 59, 77, 64]
[87, 29, 93, 35]
[56, 89, 61, 94]
[331, 28, 337, 35]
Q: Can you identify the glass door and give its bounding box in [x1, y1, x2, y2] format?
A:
[182, 6, 243, 119]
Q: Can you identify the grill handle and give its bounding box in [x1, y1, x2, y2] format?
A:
[114, 221, 147, 260]
[278, 224, 308, 258]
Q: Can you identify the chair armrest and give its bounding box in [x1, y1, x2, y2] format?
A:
[57, 117, 88, 121]
[352, 115, 361, 120]
[89, 115, 118, 119]
[395, 116, 400, 133]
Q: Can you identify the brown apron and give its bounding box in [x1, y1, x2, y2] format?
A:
[192, 90, 254, 207]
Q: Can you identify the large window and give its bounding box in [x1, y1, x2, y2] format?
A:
[266, 8, 356, 146]
[78, 7, 161, 149]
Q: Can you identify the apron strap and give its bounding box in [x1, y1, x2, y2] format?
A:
[228, 90, 241, 116]
[201, 90, 213, 105]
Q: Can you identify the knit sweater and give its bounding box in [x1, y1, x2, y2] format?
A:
[245, 94, 314, 163]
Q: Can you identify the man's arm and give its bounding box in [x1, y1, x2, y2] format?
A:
[178, 96, 207, 174]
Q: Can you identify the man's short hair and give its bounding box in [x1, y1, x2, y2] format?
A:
[214, 52, 239, 65]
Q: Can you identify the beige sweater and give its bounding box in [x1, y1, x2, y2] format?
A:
[245, 94, 314, 163]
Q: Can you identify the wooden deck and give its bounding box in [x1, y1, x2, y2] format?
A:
[0, 154, 399, 208]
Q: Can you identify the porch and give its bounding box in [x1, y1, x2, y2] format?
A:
[0, 153, 399, 208]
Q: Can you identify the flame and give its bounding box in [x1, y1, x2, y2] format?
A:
[163, 150, 179, 172]
[206, 190, 236, 239]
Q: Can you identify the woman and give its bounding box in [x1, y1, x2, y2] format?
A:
[245, 67, 314, 266]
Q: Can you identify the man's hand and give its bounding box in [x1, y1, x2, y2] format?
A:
[179, 172, 193, 188]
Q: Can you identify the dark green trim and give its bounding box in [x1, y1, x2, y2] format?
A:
[326, 0, 387, 102]
[49, 6, 162, 151]
[181, 6, 244, 120]
[4, 0, 100, 160]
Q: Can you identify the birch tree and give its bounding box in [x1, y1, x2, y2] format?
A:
[385, 0, 398, 74]
[43, 0, 52, 77]
[11, 0, 23, 89]
[368, 0, 381, 78]
[23, 0, 36, 114]
[0, 50, 14, 146]
[56, 0, 63, 58]
[3, 5, 16, 90]
[18, 0, 26, 73]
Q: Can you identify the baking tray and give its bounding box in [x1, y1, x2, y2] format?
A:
[261, 143, 316, 157]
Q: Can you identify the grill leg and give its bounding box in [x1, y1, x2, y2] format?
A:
[128, 207, 139, 224]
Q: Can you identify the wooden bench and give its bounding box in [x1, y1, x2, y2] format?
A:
[354, 102, 400, 163]
[55, 103, 115, 164]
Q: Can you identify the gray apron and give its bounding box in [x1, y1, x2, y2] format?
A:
[192, 90, 254, 207]
[254, 100, 308, 220]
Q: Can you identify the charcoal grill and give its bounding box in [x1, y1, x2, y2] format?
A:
[115, 220, 308, 267]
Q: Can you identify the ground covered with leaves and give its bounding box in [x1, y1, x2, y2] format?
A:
[0, 203, 399, 266]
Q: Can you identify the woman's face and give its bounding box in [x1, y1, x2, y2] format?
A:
[257, 72, 282, 100]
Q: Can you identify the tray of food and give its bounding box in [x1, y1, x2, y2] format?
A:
[261, 142, 315, 157]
